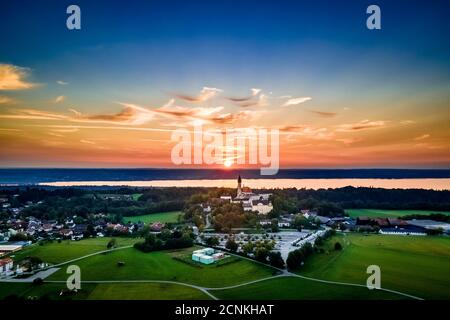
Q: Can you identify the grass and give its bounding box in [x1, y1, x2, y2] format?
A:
[12, 237, 139, 264]
[131, 193, 142, 201]
[0, 282, 210, 300]
[211, 276, 403, 300]
[345, 208, 450, 218]
[300, 233, 450, 299]
[123, 211, 182, 224]
[46, 246, 275, 288]
[88, 283, 210, 300]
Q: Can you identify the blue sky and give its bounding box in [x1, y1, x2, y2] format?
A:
[2, 0, 449, 105]
[0, 0, 449, 168]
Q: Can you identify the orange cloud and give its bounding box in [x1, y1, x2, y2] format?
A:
[336, 120, 387, 132]
[414, 134, 430, 141]
[308, 110, 337, 118]
[282, 97, 312, 107]
[174, 87, 222, 103]
[0, 64, 36, 90]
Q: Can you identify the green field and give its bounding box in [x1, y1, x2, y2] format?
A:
[131, 193, 143, 201]
[3, 232, 449, 300]
[212, 276, 402, 300]
[12, 237, 139, 264]
[300, 233, 450, 299]
[345, 208, 450, 218]
[0, 282, 210, 300]
[88, 283, 210, 300]
[123, 211, 182, 224]
[46, 246, 275, 288]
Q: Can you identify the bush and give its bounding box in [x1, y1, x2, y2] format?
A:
[334, 242, 343, 251]
[205, 236, 219, 247]
[134, 231, 193, 253]
[225, 238, 238, 252]
[268, 251, 285, 269]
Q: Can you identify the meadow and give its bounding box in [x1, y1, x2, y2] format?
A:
[3, 233, 449, 300]
[45, 246, 275, 288]
[345, 208, 450, 218]
[0, 282, 211, 300]
[12, 237, 139, 264]
[300, 233, 450, 299]
[123, 211, 182, 224]
[211, 276, 402, 300]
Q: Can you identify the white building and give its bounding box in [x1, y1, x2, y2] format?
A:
[0, 258, 14, 277]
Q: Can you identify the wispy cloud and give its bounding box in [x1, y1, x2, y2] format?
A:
[0, 64, 36, 90]
[71, 103, 154, 125]
[251, 88, 261, 96]
[227, 89, 267, 108]
[414, 134, 430, 141]
[174, 87, 222, 103]
[282, 97, 312, 107]
[0, 109, 69, 121]
[308, 110, 337, 118]
[56, 80, 69, 85]
[279, 125, 334, 140]
[336, 120, 387, 132]
[54, 95, 65, 103]
[0, 95, 16, 104]
[80, 139, 96, 145]
[335, 137, 362, 145]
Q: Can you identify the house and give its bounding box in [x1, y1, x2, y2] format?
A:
[278, 219, 291, 228]
[42, 224, 53, 232]
[59, 229, 73, 237]
[201, 204, 212, 213]
[387, 218, 408, 227]
[0, 243, 24, 257]
[0, 258, 14, 277]
[379, 226, 427, 236]
[251, 197, 273, 215]
[73, 224, 88, 235]
[314, 215, 331, 224]
[220, 196, 232, 202]
[259, 219, 272, 226]
[149, 222, 165, 232]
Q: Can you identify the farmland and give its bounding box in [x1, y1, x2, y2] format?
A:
[123, 211, 182, 224]
[345, 209, 450, 218]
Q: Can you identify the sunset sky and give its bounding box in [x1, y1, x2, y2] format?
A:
[1, 0, 449, 168]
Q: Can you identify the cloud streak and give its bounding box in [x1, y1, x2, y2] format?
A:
[54, 95, 65, 103]
[335, 120, 387, 132]
[308, 110, 337, 118]
[282, 97, 312, 107]
[174, 87, 222, 103]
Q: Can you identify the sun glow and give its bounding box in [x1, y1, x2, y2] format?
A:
[223, 159, 233, 167]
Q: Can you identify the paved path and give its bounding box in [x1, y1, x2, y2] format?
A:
[1, 268, 60, 283]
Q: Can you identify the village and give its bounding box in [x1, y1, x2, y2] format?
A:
[1, 176, 450, 279]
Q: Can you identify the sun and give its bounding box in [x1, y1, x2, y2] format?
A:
[223, 159, 233, 168]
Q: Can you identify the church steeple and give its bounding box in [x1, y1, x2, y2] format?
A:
[237, 175, 242, 196]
